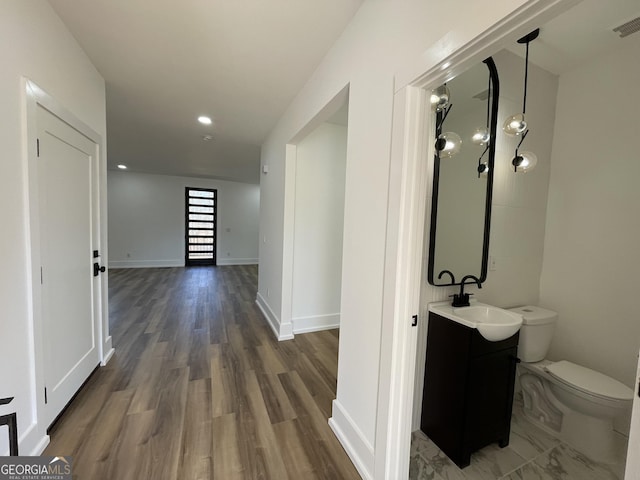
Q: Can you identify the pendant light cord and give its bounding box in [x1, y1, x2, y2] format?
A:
[523, 40, 530, 115]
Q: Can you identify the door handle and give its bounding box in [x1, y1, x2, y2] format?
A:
[93, 263, 106, 276]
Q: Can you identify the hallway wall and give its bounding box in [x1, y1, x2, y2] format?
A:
[257, 1, 537, 476]
[0, 0, 106, 455]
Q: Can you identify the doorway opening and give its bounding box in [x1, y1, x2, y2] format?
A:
[379, 1, 640, 478]
[283, 87, 350, 436]
[276, 85, 350, 340]
[185, 187, 217, 266]
[290, 103, 348, 334]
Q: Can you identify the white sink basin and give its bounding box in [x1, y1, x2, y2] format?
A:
[429, 302, 523, 341]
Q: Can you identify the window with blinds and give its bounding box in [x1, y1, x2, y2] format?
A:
[185, 188, 217, 266]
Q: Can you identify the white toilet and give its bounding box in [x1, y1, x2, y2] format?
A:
[511, 305, 633, 462]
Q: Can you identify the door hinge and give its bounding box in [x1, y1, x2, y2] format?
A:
[37, 138, 40, 157]
[412, 314, 418, 327]
[44, 387, 48, 404]
[40, 266, 43, 284]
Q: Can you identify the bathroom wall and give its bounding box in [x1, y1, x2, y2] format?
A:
[425, 51, 559, 305]
[476, 49, 559, 308]
[292, 122, 347, 333]
[539, 34, 640, 387]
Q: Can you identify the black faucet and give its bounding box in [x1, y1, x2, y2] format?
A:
[451, 275, 482, 307]
[437, 269, 456, 284]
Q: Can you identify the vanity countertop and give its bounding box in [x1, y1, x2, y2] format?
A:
[428, 300, 523, 342]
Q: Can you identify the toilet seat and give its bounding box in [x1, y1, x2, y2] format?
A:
[545, 360, 633, 401]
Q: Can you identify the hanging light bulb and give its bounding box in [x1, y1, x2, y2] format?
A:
[471, 127, 490, 146]
[512, 151, 537, 172]
[502, 113, 527, 136]
[505, 29, 540, 172]
[430, 85, 450, 112]
[503, 30, 538, 136]
[473, 73, 493, 147]
[436, 132, 462, 158]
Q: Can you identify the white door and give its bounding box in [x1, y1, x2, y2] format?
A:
[37, 105, 101, 428]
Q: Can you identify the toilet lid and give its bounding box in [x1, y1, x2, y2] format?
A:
[545, 361, 633, 400]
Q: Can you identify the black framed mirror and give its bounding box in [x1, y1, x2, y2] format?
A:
[427, 58, 500, 286]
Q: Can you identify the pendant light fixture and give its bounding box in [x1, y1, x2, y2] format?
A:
[475, 73, 492, 177]
[432, 83, 462, 159]
[437, 131, 463, 158]
[430, 84, 451, 112]
[472, 75, 492, 147]
[513, 149, 537, 172]
[472, 127, 490, 147]
[504, 29, 539, 172]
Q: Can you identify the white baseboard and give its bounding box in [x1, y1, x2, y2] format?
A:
[101, 347, 115, 366]
[329, 399, 375, 480]
[256, 293, 294, 341]
[110, 259, 258, 268]
[29, 433, 50, 456]
[217, 258, 258, 266]
[0, 422, 49, 457]
[292, 313, 340, 334]
[108, 259, 183, 268]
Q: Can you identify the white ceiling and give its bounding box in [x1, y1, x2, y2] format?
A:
[506, 0, 640, 75]
[47, 0, 363, 184]
[444, 0, 640, 112]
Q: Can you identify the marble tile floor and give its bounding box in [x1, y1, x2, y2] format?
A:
[410, 397, 627, 480]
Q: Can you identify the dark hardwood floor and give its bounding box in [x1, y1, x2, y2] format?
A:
[44, 265, 360, 480]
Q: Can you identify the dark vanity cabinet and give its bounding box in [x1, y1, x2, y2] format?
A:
[420, 312, 519, 468]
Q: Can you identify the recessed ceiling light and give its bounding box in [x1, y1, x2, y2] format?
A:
[117, 164, 127, 170]
[198, 116, 212, 125]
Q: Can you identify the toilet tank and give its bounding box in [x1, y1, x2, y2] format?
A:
[509, 306, 557, 362]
